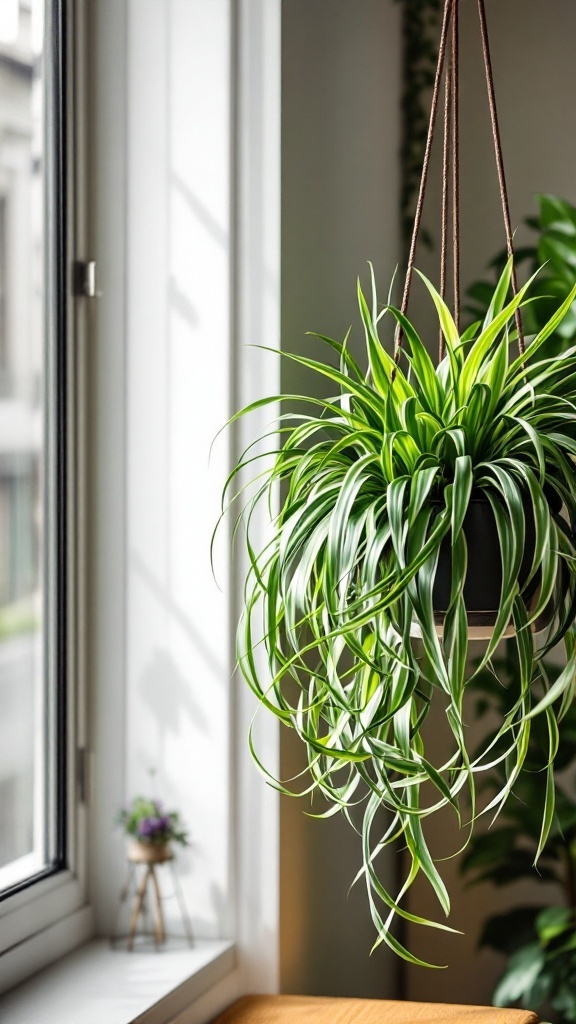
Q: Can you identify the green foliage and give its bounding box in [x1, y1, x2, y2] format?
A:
[462, 645, 576, 887]
[461, 647, 576, 1015]
[493, 907, 576, 1022]
[462, 194, 576, 1017]
[117, 796, 189, 847]
[462, 644, 576, 1021]
[223, 261, 576, 966]
[467, 194, 576, 358]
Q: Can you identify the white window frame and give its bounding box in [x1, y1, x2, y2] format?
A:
[88, 0, 281, 1010]
[0, 0, 91, 994]
[0, 0, 282, 1012]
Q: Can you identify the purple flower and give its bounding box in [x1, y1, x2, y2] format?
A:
[118, 795, 189, 848]
[137, 816, 162, 838]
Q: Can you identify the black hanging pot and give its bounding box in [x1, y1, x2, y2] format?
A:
[430, 496, 555, 638]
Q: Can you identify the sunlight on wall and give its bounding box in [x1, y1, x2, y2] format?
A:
[126, 0, 231, 941]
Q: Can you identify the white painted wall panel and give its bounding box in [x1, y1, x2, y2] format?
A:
[125, 0, 231, 941]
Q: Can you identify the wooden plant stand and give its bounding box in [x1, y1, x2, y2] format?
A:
[112, 841, 194, 951]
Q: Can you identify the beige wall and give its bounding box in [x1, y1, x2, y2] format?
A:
[280, 0, 401, 998]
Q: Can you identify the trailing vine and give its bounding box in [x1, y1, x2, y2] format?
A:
[395, 0, 441, 259]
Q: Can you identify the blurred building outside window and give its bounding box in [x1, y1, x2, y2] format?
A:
[0, 0, 51, 892]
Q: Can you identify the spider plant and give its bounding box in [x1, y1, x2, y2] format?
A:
[222, 258, 576, 967]
[460, 644, 576, 1021]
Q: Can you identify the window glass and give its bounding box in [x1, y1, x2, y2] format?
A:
[0, 0, 63, 894]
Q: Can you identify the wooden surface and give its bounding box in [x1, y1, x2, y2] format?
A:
[212, 995, 539, 1024]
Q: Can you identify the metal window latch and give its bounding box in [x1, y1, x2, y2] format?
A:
[77, 747, 92, 804]
[74, 260, 102, 298]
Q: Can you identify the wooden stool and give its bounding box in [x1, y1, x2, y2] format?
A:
[111, 841, 194, 951]
[125, 842, 172, 950]
[212, 995, 539, 1023]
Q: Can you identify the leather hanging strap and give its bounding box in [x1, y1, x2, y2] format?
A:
[439, 0, 459, 362]
[393, 0, 525, 377]
[392, 0, 453, 376]
[439, 25, 452, 315]
[477, 0, 525, 356]
[450, 0, 460, 337]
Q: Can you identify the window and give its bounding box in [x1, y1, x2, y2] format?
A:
[0, 0, 282, 1008]
[0, 0, 63, 897]
[0, 0, 87, 977]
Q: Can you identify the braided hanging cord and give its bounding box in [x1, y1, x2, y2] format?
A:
[450, 0, 460, 337]
[438, 0, 459, 363]
[392, 0, 453, 375]
[393, 0, 525, 375]
[439, 29, 452, 312]
[477, 0, 525, 356]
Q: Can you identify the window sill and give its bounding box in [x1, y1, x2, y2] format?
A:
[0, 936, 235, 1024]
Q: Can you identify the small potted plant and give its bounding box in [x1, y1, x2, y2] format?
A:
[118, 796, 189, 864]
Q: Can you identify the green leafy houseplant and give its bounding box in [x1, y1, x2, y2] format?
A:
[462, 648, 576, 908]
[491, 905, 576, 1022]
[118, 796, 189, 848]
[223, 259, 576, 966]
[467, 194, 576, 360]
[460, 647, 576, 1021]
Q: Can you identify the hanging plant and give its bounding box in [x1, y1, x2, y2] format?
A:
[222, 261, 576, 965]
[219, 0, 576, 966]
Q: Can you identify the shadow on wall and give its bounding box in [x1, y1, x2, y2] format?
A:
[131, 549, 227, 680]
[135, 645, 228, 935]
[139, 648, 209, 741]
[136, 647, 207, 886]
